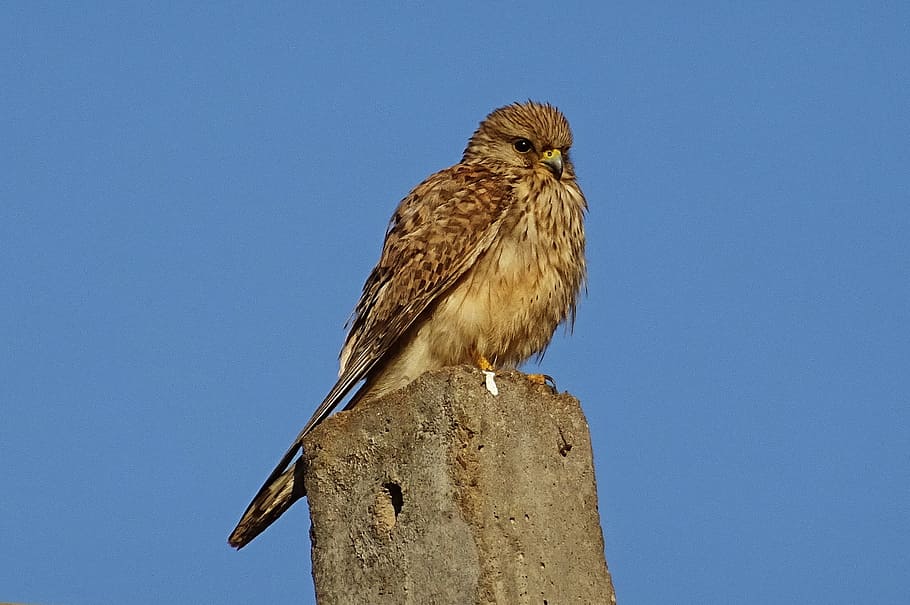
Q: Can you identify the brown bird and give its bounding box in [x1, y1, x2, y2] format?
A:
[229, 101, 587, 548]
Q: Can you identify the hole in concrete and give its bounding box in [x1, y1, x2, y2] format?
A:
[383, 482, 403, 518]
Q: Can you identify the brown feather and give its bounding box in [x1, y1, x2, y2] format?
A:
[229, 101, 587, 548]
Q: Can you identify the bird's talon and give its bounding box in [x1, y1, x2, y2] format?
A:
[474, 353, 496, 373]
[527, 373, 557, 391]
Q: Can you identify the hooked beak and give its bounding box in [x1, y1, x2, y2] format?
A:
[540, 148, 564, 179]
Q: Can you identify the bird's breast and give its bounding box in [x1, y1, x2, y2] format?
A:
[427, 179, 586, 367]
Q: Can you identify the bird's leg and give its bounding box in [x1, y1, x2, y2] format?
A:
[474, 352, 499, 396]
[473, 352, 495, 373]
[524, 372, 557, 390]
[473, 353, 556, 393]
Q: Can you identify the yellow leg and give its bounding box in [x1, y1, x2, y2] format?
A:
[525, 373, 557, 389]
[474, 352, 556, 391]
[474, 352, 499, 396]
[473, 352, 496, 373]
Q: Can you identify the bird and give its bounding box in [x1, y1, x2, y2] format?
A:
[229, 101, 587, 548]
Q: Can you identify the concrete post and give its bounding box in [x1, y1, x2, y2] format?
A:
[303, 366, 616, 604]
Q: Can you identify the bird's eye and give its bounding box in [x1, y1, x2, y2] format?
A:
[513, 138, 534, 153]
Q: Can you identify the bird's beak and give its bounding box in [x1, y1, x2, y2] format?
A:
[540, 149, 564, 179]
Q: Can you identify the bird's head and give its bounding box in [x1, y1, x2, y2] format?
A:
[462, 101, 575, 181]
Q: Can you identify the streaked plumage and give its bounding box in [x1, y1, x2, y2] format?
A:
[229, 101, 587, 548]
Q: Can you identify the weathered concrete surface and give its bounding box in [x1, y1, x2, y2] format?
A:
[304, 366, 615, 605]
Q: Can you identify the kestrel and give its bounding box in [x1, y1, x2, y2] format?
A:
[229, 101, 587, 548]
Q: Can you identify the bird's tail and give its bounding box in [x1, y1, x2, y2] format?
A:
[227, 379, 393, 547]
[228, 445, 308, 549]
[228, 375, 363, 548]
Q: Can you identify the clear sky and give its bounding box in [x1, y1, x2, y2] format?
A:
[2, 3, 908, 604]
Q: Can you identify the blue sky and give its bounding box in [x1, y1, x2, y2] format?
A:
[2, 3, 908, 604]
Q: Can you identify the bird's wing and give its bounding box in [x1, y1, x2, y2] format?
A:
[308, 162, 513, 436]
[229, 163, 512, 547]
